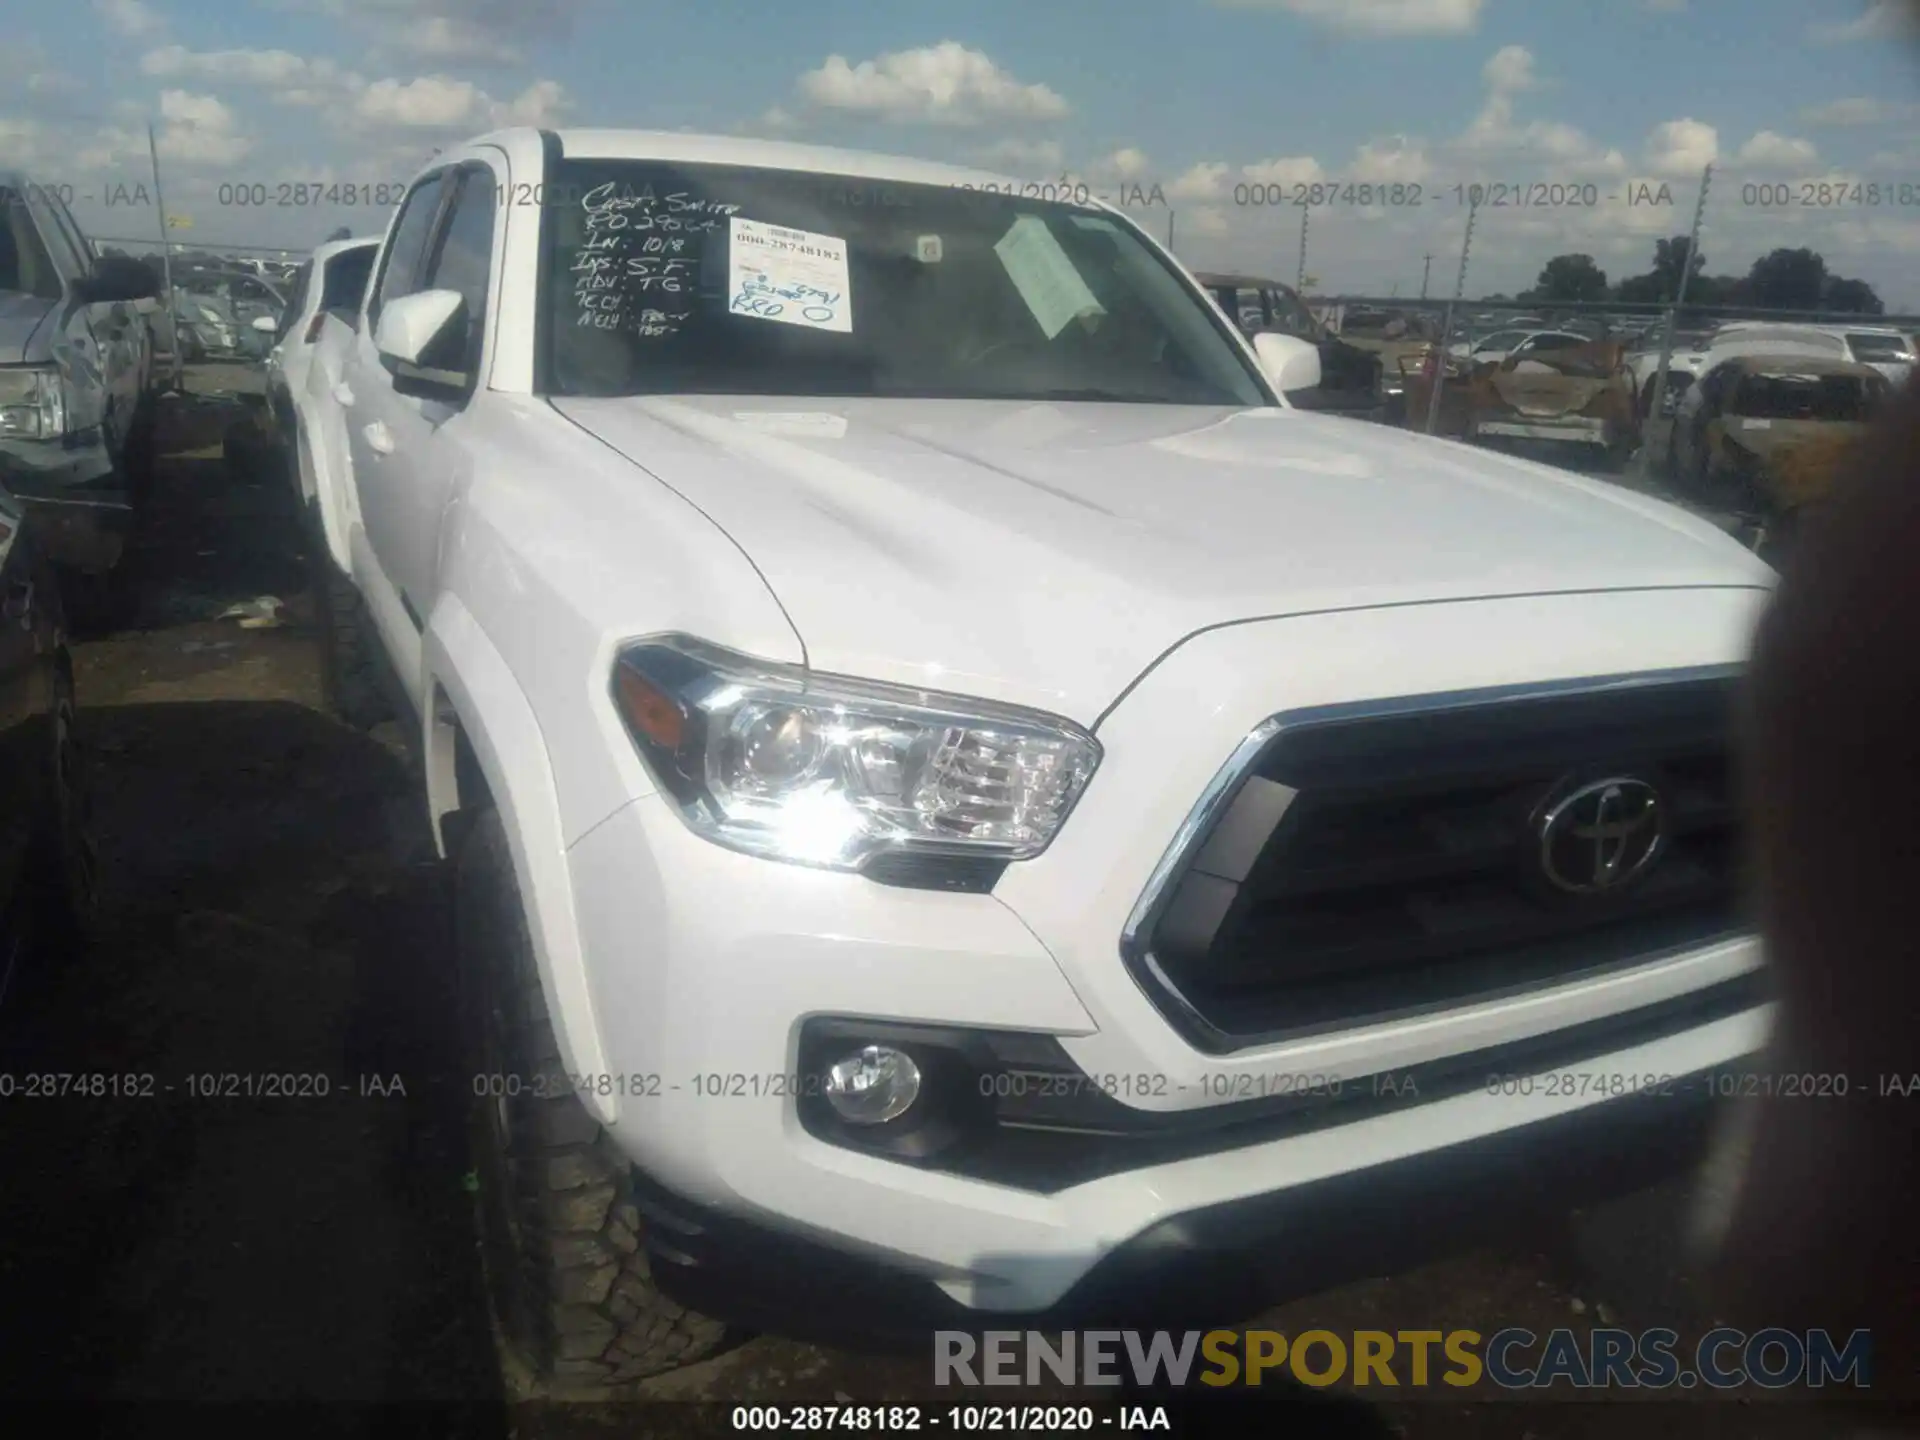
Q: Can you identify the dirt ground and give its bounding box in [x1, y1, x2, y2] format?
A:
[0, 385, 1852, 1437]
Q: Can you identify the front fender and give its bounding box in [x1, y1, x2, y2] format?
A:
[423, 591, 618, 1125]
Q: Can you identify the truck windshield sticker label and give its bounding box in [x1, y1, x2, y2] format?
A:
[994, 214, 1105, 340]
[727, 217, 852, 332]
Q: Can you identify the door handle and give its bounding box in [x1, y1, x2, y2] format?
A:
[334, 383, 354, 407]
[363, 421, 395, 455]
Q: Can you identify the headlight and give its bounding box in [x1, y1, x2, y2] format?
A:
[612, 636, 1101, 872]
[0, 367, 69, 440]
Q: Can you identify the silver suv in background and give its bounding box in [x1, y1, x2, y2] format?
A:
[1, 173, 162, 613]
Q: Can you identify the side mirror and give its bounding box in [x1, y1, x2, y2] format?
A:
[251, 314, 279, 334]
[75, 255, 163, 304]
[1253, 331, 1322, 394]
[374, 288, 465, 369]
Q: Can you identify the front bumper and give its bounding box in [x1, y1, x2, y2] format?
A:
[0, 432, 131, 573]
[634, 1039, 1748, 1347]
[564, 590, 1773, 1326]
[1471, 415, 1628, 446]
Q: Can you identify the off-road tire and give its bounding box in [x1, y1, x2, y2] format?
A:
[454, 806, 727, 1390]
[306, 503, 391, 730]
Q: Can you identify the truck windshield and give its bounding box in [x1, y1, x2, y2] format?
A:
[539, 159, 1269, 406]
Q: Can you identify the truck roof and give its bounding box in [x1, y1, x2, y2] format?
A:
[459, 126, 1040, 197]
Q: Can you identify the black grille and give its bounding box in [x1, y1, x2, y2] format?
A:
[1133, 672, 1749, 1054]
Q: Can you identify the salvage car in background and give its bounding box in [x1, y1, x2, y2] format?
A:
[1667, 353, 1891, 559]
[1330, 306, 1440, 421]
[0, 482, 93, 1004]
[263, 237, 380, 454]
[2, 172, 162, 621]
[1626, 327, 1715, 420]
[1195, 273, 1380, 416]
[172, 269, 286, 361]
[1400, 336, 1637, 466]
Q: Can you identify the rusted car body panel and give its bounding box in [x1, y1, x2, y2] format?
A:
[1398, 340, 1636, 458]
[1702, 360, 1885, 515]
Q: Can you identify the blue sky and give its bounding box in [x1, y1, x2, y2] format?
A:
[8, 0, 1920, 302]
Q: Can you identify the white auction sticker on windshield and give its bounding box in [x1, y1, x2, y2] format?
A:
[727, 217, 852, 332]
[995, 214, 1104, 340]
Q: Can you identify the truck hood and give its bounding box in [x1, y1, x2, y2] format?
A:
[552, 395, 1771, 723]
[0, 291, 56, 364]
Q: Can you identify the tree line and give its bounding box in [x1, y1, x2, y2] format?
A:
[1506, 237, 1884, 314]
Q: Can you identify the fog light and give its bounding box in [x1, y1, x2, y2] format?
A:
[823, 1046, 921, 1125]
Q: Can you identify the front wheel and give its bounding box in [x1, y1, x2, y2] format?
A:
[453, 807, 728, 1390]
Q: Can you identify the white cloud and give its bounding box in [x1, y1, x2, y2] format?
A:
[154, 89, 250, 165]
[1809, 1, 1918, 41]
[794, 42, 1068, 126]
[354, 74, 482, 128]
[1734, 130, 1819, 170]
[393, 16, 521, 63]
[1800, 96, 1915, 126]
[1214, 0, 1484, 35]
[95, 0, 163, 38]
[0, 41, 78, 96]
[757, 106, 799, 133]
[351, 74, 568, 130]
[1242, 155, 1326, 186]
[1088, 147, 1153, 181]
[974, 137, 1066, 173]
[1177, 205, 1231, 239]
[1349, 135, 1433, 182]
[1482, 45, 1539, 92]
[141, 45, 318, 85]
[1166, 161, 1231, 201]
[286, 0, 588, 55]
[1644, 117, 1717, 176]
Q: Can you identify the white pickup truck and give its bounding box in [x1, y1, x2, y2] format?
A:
[301, 126, 1776, 1390]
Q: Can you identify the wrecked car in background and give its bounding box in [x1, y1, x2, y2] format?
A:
[1326, 305, 1440, 421]
[1195, 273, 1381, 417]
[1400, 334, 1637, 467]
[171, 269, 287, 362]
[1668, 353, 1891, 560]
[2, 172, 161, 619]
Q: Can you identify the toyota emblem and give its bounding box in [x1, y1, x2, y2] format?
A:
[1536, 777, 1665, 894]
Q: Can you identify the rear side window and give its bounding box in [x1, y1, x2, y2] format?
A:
[1845, 333, 1912, 363]
[370, 173, 449, 324]
[321, 246, 377, 316]
[1733, 372, 1886, 422]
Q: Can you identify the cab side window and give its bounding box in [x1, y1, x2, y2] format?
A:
[369, 173, 450, 327]
[415, 166, 497, 386]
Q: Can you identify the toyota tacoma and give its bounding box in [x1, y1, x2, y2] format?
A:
[302, 127, 1776, 1389]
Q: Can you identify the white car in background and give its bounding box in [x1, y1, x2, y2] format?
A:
[1446, 327, 1590, 366]
[1626, 330, 1715, 419]
[302, 126, 1773, 1391]
[262, 236, 380, 476]
[1702, 322, 1913, 382]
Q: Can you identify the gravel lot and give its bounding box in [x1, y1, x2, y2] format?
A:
[0, 382, 1846, 1437]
